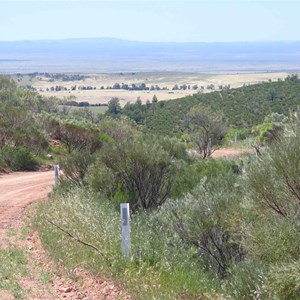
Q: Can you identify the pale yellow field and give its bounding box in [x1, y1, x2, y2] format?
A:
[21, 72, 294, 106]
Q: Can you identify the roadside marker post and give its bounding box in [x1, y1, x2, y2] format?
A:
[208, 137, 212, 157]
[54, 164, 60, 189]
[234, 132, 238, 144]
[120, 203, 130, 258]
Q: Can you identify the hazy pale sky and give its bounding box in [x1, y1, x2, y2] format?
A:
[0, 0, 299, 42]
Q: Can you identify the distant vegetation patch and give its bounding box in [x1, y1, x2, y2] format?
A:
[118, 75, 300, 136]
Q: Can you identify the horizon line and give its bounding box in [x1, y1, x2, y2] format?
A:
[1, 37, 300, 44]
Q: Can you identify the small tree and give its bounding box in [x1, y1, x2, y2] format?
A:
[107, 97, 121, 116]
[185, 105, 227, 158]
[112, 83, 121, 89]
[152, 94, 158, 103]
[136, 97, 142, 107]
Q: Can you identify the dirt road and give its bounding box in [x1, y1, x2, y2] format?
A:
[0, 171, 53, 239]
[211, 148, 250, 158]
[0, 171, 130, 299]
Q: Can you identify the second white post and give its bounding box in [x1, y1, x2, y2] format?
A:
[120, 203, 130, 258]
[54, 164, 60, 189]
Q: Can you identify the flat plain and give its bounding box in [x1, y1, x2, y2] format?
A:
[14, 71, 294, 106]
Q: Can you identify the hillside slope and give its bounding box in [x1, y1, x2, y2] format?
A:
[122, 75, 300, 136]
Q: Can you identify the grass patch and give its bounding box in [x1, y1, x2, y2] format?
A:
[66, 105, 108, 114]
[0, 248, 27, 299]
[39, 269, 54, 285]
[33, 186, 223, 299]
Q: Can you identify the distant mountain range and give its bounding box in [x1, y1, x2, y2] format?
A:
[0, 38, 300, 73]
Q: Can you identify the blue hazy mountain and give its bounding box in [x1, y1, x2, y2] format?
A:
[0, 38, 300, 73]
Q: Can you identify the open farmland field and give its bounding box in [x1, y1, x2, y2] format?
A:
[66, 105, 108, 114]
[13, 71, 294, 105]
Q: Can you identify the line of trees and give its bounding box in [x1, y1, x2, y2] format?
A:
[39, 83, 231, 93]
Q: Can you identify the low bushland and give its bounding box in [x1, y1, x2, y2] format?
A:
[34, 132, 300, 299]
[2, 75, 300, 298]
[33, 146, 244, 298]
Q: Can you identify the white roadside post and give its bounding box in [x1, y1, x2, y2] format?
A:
[120, 203, 130, 258]
[54, 164, 60, 189]
[208, 137, 212, 157]
[234, 132, 238, 144]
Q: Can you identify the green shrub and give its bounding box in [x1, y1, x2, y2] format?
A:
[158, 136, 190, 161]
[0, 155, 7, 171]
[224, 128, 251, 144]
[171, 158, 235, 198]
[241, 134, 300, 298]
[59, 151, 95, 184]
[91, 137, 177, 211]
[243, 217, 300, 264]
[41, 113, 102, 153]
[264, 261, 300, 300]
[252, 122, 284, 145]
[0, 146, 39, 171]
[170, 173, 244, 278]
[226, 259, 267, 300]
[247, 134, 300, 217]
[87, 163, 117, 197]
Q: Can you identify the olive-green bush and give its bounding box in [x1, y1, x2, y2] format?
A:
[0, 146, 39, 171]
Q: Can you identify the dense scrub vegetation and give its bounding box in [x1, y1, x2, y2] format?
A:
[1, 74, 300, 299]
[0, 77, 58, 170]
[34, 132, 300, 299]
[119, 75, 300, 136]
[0, 76, 105, 171]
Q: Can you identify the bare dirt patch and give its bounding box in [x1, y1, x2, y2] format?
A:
[0, 290, 14, 300]
[211, 148, 251, 158]
[188, 147, 251, 159]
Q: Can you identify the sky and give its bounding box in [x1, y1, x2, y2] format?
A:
[0, 0, 300, 42]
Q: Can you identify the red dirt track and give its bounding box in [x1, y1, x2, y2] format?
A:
[0, 171, 53, 239]
[211, 148, 250, 158]
[0, 170, 131, 299]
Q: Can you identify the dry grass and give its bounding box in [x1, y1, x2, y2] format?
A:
[19, 71, 293, 106]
